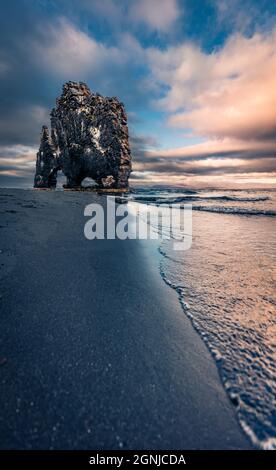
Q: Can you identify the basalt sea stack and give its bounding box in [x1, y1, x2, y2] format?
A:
[34, 82, 132, 189]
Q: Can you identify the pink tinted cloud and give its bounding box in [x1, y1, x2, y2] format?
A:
[144, 138, 276, 160]
[149, 30, 276, 141]
[132, 137, 276, 186]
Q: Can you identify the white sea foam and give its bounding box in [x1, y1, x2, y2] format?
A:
[134, 188, 276, 449]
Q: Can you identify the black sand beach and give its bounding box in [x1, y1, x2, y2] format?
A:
[0, 189, 252, 449]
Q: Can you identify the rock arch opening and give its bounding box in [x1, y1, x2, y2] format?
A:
[81, 177, 97, 189]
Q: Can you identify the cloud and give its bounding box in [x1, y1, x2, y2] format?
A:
[129, 0, 179, 32]
[32, 18, 123, 78]
[80, 0, 123, 21]
[148, 29, 276, 141]
[214, 0, 276, 36]
[0, 11, 147, 146]
[77, 0, 180, 33]
[134, 156, 276, 175]
[29, 18, 147, 103]
[130, 133, 159, 162]
[131, 137, 276, 186]
[144, 138, 276, 161]
[0, 106, 49, 146]
[0, 144, 36, 187]
[130, 170, 276, 188]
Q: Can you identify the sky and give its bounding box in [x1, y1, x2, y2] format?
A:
[0, 0, 276, 188]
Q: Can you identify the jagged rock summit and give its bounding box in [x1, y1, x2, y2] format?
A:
[34, 82, 132, 189]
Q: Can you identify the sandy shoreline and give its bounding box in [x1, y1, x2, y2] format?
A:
[0, 189, 252, 449]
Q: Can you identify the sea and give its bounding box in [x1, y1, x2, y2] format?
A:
[126, 187, 276, 449]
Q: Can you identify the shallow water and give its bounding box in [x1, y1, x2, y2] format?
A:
[130, 188, 276, 216]
[129, 188, 276, 449]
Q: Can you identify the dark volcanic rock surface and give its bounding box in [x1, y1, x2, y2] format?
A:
[34, 82, 132, 189]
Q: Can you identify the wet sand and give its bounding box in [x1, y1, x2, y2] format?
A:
[0, 189, 252, 449]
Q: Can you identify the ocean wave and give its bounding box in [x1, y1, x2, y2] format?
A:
[125, 193, 275, 216]
[191, 205, 276, 216]
[210, 195, 269, 202]
[134, 187, 198, 195]
[130, 194, 270, 206]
